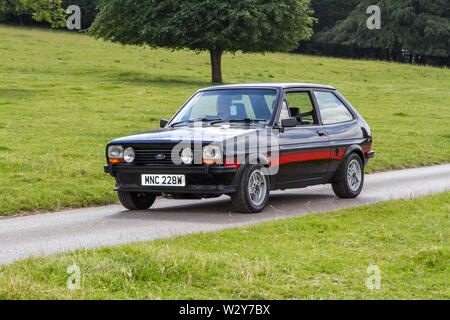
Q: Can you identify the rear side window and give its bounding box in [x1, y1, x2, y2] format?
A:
[314, 91, 353, 125]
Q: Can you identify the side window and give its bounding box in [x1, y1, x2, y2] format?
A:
[285, 91, 317, 125]
[314, 91, 354, 125]
[279, 101, 291, 121]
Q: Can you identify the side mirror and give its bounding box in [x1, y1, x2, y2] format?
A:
[281, 117, 297, 128]
[160, 119, 169, 128]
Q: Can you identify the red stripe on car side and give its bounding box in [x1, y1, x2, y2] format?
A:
[279, 152, 331, 165]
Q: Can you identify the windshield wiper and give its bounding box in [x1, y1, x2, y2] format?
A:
[230, 118, 266, 123]
[170, 118, 223, 127]
[211, 118, 266, 125]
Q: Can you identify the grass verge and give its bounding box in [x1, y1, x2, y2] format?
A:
[0, 25, 449, 215]
[0, 192, 448, 299]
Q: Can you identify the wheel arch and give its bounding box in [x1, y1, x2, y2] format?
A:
[230, 153, 275, 188]
[333, 145, 365, 182]
[343, 145, 365, 166]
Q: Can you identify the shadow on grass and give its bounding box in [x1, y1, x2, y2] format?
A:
[101, 70, 214, 87]
[0, 88, 47, 100]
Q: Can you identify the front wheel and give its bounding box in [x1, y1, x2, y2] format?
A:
[332, 153, 364, 198]
[231, 165, 270, 213]
[118, 191, 156, 210]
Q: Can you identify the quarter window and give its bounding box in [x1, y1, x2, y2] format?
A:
[314, 91, 353, 124]
[279, 101, 291, 121]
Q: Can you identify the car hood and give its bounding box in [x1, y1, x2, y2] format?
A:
[109, 126, 262, 145]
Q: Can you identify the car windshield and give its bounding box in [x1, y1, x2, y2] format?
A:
[170, 89, 278, 126]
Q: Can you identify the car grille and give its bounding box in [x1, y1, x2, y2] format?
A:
[134, 149, 174, 165]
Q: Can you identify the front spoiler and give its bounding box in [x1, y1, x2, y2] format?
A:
[115, 184, 237, 194]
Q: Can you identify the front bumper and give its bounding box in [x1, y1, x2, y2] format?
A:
[365, 151, 375, 159]
[104, 164, 239, 195]
[364, 150, 375, 167]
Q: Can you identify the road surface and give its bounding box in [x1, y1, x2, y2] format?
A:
[0, 164, 448, 265]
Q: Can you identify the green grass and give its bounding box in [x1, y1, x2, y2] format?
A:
[0, 25, 449, 215]
[0, 192, 448, 299]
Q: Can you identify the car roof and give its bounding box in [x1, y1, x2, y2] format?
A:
[200, 83, 336, 91]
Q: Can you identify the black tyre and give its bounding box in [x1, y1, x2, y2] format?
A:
[118, 191, 156, 210]
[332, 153, 364, 198]
[231, 165, 270, 213]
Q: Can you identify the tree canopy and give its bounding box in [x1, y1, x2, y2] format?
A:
[316, 0, 450, 64]
[90, 0, 315, 82]
[0, 0, 66, 27]
[309, 0, 360, 32]
[295, 0, 360, 57]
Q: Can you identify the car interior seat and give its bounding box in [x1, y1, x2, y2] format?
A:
[231, 103, 247, 119]
[289, 107, 299, 117]
[289, 107, 302, 124]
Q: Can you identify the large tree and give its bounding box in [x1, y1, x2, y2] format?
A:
[316, 0, 450, 65]
[90, 0, 315, 83]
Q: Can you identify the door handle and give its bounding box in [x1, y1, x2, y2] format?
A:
[317, 130, 327, 137]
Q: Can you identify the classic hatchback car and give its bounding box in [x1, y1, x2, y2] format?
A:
[105, 83, 374, 213]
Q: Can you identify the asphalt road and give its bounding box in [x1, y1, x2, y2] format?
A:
[0, 164, 449, 265]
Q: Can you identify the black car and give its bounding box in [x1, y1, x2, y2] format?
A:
[104, 83, 374, 213]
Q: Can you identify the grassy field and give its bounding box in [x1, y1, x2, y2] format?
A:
[0, 192, 448, 299]
[0, 25, 449, 215]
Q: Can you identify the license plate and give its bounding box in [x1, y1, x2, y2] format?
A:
[141, 174, 185, 187]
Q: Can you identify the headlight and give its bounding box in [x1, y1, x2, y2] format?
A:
[108, 145, 124, 163]
[181, 148, 193, 165]
[203, 145, 222, 164]
[123, 147, 135, 163]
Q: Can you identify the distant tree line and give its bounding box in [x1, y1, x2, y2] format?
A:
[297, 0, 449, 66]
[0, 0, 448, 66]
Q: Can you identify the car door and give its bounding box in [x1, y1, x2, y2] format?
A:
[275, 89, 331, 186]
[312, 90, 362, 173]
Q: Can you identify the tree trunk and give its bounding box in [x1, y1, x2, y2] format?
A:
[210, 49, 223, 83]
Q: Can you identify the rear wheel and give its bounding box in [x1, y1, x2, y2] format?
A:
[332, 153, 364, 198]
[231, 165, 270, 213]
[118, 191, 156, 210]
